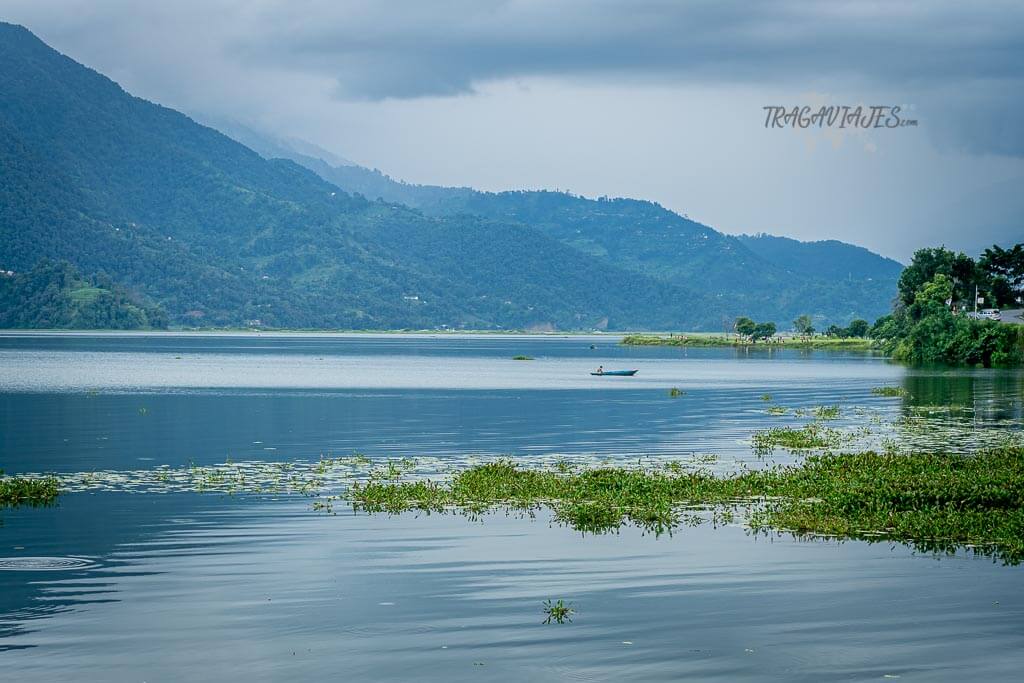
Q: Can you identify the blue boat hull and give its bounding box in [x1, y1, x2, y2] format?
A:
[591, 370, 638, 376]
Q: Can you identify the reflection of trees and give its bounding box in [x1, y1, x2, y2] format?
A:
[902, 371, 1024, 424]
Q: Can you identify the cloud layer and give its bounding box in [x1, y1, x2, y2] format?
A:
[8, 0, 1024, 155]
[2, 1, 1022, 257]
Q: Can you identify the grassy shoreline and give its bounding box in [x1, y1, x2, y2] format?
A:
[622, 333, 875, 350]
[351, 446, 1024, 564]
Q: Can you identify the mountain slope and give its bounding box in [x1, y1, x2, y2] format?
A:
[0, 22, 715, 330]
[224, 127, 902, 326]
[736, 233, 903, 281]
[0, 260, 167, 329]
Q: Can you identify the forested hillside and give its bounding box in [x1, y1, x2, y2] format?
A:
[1, 22, 898, 331]
[0, 261, 167, 329]
[0, 22, 707, 330]
[226, 127, 903, 326]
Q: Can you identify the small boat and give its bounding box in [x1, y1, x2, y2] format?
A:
[591, 369, 638, 376]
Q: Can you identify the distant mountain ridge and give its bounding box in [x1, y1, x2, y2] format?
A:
[222, 125, 903, 325]
[0, 22, 899, 330]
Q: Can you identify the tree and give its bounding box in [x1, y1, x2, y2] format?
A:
[898, 247, 977, 307]
[735, 316, 756, 337]
[847, 318, 870, 337]
[793, 314, 814, 336]
[979, 244, 1024, 306]
[751, 321, 777, 341]
[869, 314, 898, 340]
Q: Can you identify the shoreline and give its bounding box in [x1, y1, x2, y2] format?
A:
[622, 333, 876, 350]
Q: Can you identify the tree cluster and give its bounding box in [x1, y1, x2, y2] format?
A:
[735, 316, 777, 341]
[872, 244, 1024, 367]
[897, 245, 1024, 310]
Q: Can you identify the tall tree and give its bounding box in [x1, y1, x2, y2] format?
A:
[793, 314, 814, 335]
[735, 316, 756, 337]
[847, 319, 870, 337]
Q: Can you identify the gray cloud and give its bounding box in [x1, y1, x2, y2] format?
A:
[221, 0, 1024, 156]
[241, 1, 1023, 98]
[1, 0, 1021, 259]
[5, 0, 1023, 156]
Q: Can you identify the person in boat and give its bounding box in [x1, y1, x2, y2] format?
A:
[596, 365, 604, 374]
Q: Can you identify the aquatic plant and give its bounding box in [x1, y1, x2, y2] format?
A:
[812, 405, 841, 420]
[765, 405, 788, 415]
[669, 387, 684, 397]
[512, 355, 534, 360]
[872, 386, 909, 397]
[760, 394, 773, 401]
[0, 473, 59, 508]
[349, 446, 1024, 564]
[751, 424, 843, 453]
[543, 599, 574, 624]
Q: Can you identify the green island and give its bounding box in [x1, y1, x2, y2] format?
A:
[348, 445, 1024, 564]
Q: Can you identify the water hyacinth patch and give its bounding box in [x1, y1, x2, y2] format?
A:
[0, 474, 59, 508]
[751, 424, 844, 454]
[872, 386, 909, 397]
[349, 446, 1024, 564]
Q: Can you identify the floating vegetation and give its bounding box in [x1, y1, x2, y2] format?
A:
[812, 405, 841, 420]
[350, 446, 1024, 564]
[669, 387, 684, 397]
[872, 386, 909, 397]
[1, 474, 59, 508]
[28, 455, 444, 497]
[751, 424, 843, 454]
[765, 405, 788, 415]
[748, 447, 1024, 565]
[542, 599, 574, 624]
[760, 394, 773, 401]
[511, 355, 534, 360]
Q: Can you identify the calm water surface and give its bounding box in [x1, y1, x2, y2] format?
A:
[0, 332, 1022, 681]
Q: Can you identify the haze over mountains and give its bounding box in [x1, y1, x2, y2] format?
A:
[0, 23, 902, 331]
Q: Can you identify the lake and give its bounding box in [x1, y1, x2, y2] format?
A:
[1, 332, 1022, 681]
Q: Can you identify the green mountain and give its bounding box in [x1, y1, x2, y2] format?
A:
[0, 22, 709, 331]
[219, 125, 903, 327]
[0, 23, 899, 331]
[0, 260, 167, 329]
[736, 233, 903, 282]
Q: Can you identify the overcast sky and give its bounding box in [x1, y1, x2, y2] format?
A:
[3, 0, 1023, 260]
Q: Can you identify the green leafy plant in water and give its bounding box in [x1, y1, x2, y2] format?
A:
[752, 424, 843, 454]
[872, 386, 909, 397]
[512, 355, 534, 360]
[669, 387, 685, 397]
[349, 446, 1024, 564]
[0, 472, 59, 508]
[543, 599, 574, 624]
[554, 460, 576, 474]
[761, 394, 773, 401]
[813, 405, 841, 420]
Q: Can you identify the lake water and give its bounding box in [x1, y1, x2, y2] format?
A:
[1, 332, 1022, 681]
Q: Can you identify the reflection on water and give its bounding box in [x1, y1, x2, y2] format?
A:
[1, 333, 1023, 680]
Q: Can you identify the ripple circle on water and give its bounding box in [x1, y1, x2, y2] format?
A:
[0, 556, 97, 571]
